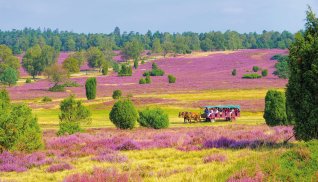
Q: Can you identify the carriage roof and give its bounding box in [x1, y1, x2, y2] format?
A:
[203, 105, 240, 109]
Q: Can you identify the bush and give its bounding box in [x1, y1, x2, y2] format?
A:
[134, 60, 138, 69]
[118, 64, 132, 76]
[145, 75, 151, 84]
[48, 85, 65, 92]
[242, 73, 262, 79]
[138, 108, 169, 129]
[271, 54, 283, 60]
[25, 78, 32, 83]
[42, 96, 52, 102]
[112, 90, 122, 100]
[85, 77, 97, 100]
[152, 62, 158, 69]
[263, 90, 288, 126]
[232, 69, 237, 76]
[102, 63, 108, 75]
[252, 66, 260, 72]
[142, 71, 150, 77]
[109, 99, 138, 129]
[57, 95, 91, 135]
[150, 69, 165, 76]
[62, 81, 80, 87]
[0, 99, 43, 152]
[262, 69, 268, 77]
[168, 75, 176, 83]
[141, 60, 145, 64]
[139, 78, 146, 84]
[112, 63, 120, 73]
[274, 56, 289, 79]
[0, 89, 10, 110]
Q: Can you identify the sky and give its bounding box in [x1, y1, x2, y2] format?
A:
[0, 0, 318, 34]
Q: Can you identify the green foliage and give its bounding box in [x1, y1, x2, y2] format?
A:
[138, 108, 169, 129]
[145, 75, 151, 84]
[139, 78, 146, 84]
[42, 96, 52, 102]
[271, 54, 284, 60]
[152, 63, 158, 70]
[0, 89, 10, 111]
[144, 69, 165, 76]
[25, 78, 32, 83]
[69, 51, 85, 67]
[134, 60, 138, 69]
[273, 56, 289, 79]
[118, 64, 132, 76]
[122, 39, 144, 61]
[109, 99, 138, 129]
[263, 90, 288, 126]
[112, 90, 122, 100]
[0, 101, 43, 152]
[261, 69, 268, 77]
[85, 77, 97, 100]
[141, 60, 145, 64]
[168, 74, 176, 83]
[86, 47, 105, 69]
[286, 7, 318, 140]
[63, 57, 80, 73]
[252, 66, 260, 72]
[57, 95, 91, 135]
[112, 62, 120, 73]
[61, 81, 80, 87]
[22, 44, 58, 78]
[45, 64, 69, 86]
[0, 45, 20, 76]
[242, 73, 262, 79]
[232, 69, 237, 76]
[48, 84, 65, 92]
[152, 38, 163, 53]
[0, 67, 18, 86]
[102, 63, 108, 75]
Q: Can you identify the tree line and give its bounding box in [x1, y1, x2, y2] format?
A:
[0, 27, 295, 54]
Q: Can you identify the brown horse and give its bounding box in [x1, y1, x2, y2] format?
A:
[178, 112, 201, 123]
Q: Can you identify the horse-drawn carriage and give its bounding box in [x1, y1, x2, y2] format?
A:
[179, 105, 240, 123]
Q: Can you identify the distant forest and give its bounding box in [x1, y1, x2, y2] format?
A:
[0, 27, 295, 54]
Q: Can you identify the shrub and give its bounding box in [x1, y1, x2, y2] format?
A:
[112, 63, 120, 73]
[133, 60, 138, 69]
[261, 69, 268, 77]
[138, 108, 169, 129]
[25, 78, 32, 83]
[150, 69, 165, 76]
[0, 101, 43, 152]
[274, 56, 289, 79]
[62, 81, 80, 87]
[232, 69, 237, 76]
[0, 89, 10, 110]
[141, 60, 145, 64]
[271, 54, 283, 60]
[168, 74, 176, 83]
[48, 85, 65, 92]
[252, 66, 260, 72]
[263, 90, 288, 126]
[242, 73, 262, 79]
[152, 62, 158, 69]
[42, 96, 52, 102]
[118, 64, 132, 76]
[57, 95, 91, 135]
[145, 75, 151, 84]
[142, 71, 150, 77]
[112, 90, 122, 100]
[139, 78, 146, 84]
[102, 63, 108, 75]
[109, 99, 138, 129]
[85, 77, 97, 100]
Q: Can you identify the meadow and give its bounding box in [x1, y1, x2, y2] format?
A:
[2, 49, 317, 182]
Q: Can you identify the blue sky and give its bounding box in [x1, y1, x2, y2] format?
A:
[0, 0, 317, 34]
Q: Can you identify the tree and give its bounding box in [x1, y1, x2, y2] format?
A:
[152, 38, 162, 53]
[69, 51, 85, 67]
[162, 41, 174, 57]
[0, 45, 20, 70]
[0, 91, 43, 152]
[232, 69, 237, 76]
[0, 89, 10, 111]
[168, 75, 176, 83]
[57, 95, 91, 135]
[66, 38, 76, 51]
[263, 90, 288, 126]
[118, 64, 132, 76]
[0, 67, 18, 86]
[145, 75, 151, 84]
[102, 62, 108, 75]
[286, 7, 318, 140]
[138, 108, 169, 129]
[85, 77, 97, 100]
[86, 47, 105, 70]
[273, 56, 289, 79]
[112, 90, 122, 99]
[134, 59, 138, 69]
[109, 99, 138, 129]
[122, 39, 144, 61]
[261, 69, 268, 77]
[63, 57, 80, 73]
[44, 64, 69, 87]
[22, 44, 58, 78]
